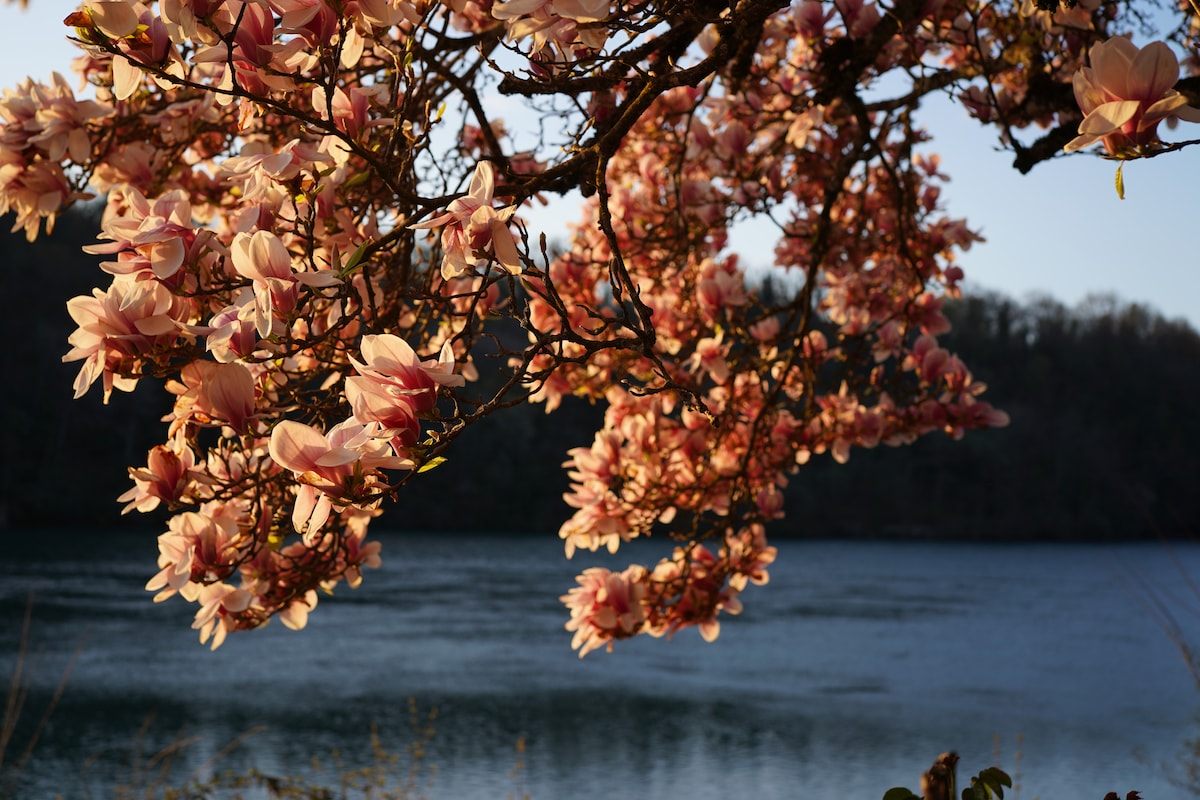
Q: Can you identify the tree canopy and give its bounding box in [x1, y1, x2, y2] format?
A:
[1, 0, 1197, 653]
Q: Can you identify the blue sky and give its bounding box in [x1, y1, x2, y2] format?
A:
[5, 3, 1198, 327]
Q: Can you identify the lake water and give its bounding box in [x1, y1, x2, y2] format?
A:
[2, 531, 1199, 799]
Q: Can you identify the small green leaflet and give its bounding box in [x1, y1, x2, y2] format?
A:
[339, 240, 371, 278]
[418, 456, 447, 474]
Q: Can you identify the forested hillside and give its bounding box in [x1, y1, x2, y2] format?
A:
[784, 290, 1200, 539]
[3, 208, 1197, 538]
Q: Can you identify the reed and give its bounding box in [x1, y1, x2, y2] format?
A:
[1, 595, 78, 799]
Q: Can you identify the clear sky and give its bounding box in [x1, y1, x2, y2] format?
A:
[4, 3, 1198, 327]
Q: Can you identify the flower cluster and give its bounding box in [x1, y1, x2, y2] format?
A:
[411, 161, 522, 279]
[14, 0, 1165, 654]
[561, 525, 776, 657]
[0, 72, 109, 239]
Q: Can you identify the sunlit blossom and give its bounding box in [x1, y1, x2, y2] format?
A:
[411, 161, 522, 279]
[1065, 37, 1200, 154]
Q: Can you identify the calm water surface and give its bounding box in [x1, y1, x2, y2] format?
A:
[2, 531, 1198, 799]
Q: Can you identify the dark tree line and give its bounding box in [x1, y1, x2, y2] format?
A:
[782, 288, 1200, 540]
[1, 205, 172, 530]
[2, 208, 1197, 539]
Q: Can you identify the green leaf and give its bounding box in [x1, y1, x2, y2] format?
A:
[979, 767, 1012, 789]
[418, 456, 447, 474]
[960, 768, 1012, 800]
[882, 788, 920, 800]
[339, 240, 371, 277]
[1115, 162, 1125, 200]
[343, 170, 370, 190]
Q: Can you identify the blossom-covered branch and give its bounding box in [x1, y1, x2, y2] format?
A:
[4, 0, 1189, 653]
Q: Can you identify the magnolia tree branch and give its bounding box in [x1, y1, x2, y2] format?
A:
[0, 0, 1194, 654]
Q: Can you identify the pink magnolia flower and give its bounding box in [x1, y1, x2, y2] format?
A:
[695, 257, 747, 318]
[559, 429, 635, 557]
[340, 529, 383, 589]
[10, 72, 111, 164]
[159, 0, 228, 44]
[833, 0, 881, 38]
[84, 188, 220, 283]
[749, 315, 780, 343]
[689, 331, 730, 385]
[349, 333, 465, 416]
[219, 139, 335, 216]
[119, 437, 201, 513]
[165, 360, 259, 434]
[646, 546, 743, 644]
[145, 506, 243, 603]
[1065, 37, 1200, 155]
[192, 583, 254, 649]
[311, 84, 388, 139]
[221, 139, 334, 190]
[83, 2, 186, 101]
[85, 2, 141, 38]
[560, 565, 647, 657]
[269, 419, 410, 538]
[796, 0, 834, 39]
[230, 230, 342, 337]
[493, 0, 609, 23]
[492, 0, 611, 58]
[411, 161, 521, 279]
[351, 0, 424, 29]
[442, 0, 500, 32]
[186, 294, 262, 363]
[271, 0, 339, 47]
[344, 376, 421, 447]
[0, 157, 73, 241]
[725, 524, 778, 589]
[279, 589, 319, 630]
[63, 277, 193, 401]
[192, 2, 314, 96]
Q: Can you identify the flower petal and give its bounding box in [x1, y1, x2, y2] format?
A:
[490, 217, 522, 273]
[1078, 100, 1140, 135]
[1128, 41, 1180, 103]
[1090, 37, 1137, 100]
[467, 160, 496, 202]
[270, 420, 328, 473]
